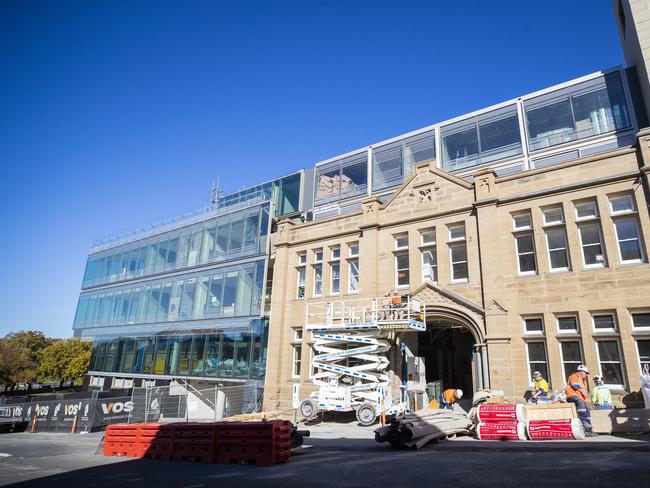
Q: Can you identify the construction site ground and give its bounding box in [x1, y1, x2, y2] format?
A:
[1, 419, 649, 488]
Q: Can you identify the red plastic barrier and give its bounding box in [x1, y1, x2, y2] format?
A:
[527, 419, 584, 440]
[476, 404, 526, 423]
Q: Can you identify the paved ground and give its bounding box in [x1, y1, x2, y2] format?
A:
[0, 421, 649, 487]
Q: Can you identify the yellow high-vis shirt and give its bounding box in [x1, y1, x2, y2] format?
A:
[534, 378, 549, 393]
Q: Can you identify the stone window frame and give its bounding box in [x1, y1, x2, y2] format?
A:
[556, 313, 580, 335]
[591, 311, 618, 334]
[313, 264, 323, 298]
[512, 211, 537, 277]
[594, 339, 627, 389]
[522, 315, 545, 336]
[608, 193, 645, 265]
[291, 326, 304, 379]
[629, 309, 650, 331]
[524, 340, 550, 389]
[558, 339, 585, 381]
[448, 222, 468, 283]
[573, 199, 607, 269]
[542, 205, 571, 273]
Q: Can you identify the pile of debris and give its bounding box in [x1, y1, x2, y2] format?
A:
[374, 408, 471, 449]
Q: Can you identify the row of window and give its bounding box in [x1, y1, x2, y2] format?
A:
[89, 326, 267, 380]
[523, 311, 650, 336]
[313, 71, 632, 203]
[526, 335, 649, 390]
[513, 194, 645, 276]
[82, 204, 270, 288]
[74, 260, 266, 328]
[296, 243, 359, 298]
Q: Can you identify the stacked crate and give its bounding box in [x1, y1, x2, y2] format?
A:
[215, 420, 292, 466]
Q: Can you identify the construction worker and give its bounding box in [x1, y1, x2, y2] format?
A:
[439, 388, 463, 410]
[528, 371, 549, 403]
[565, 364, 597, 437]
[591, 375, 613, 409]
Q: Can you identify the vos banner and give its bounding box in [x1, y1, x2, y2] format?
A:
[8, 396, 136, 432]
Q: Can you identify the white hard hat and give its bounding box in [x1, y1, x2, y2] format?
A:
[593, 375, 603, 383]
[455, 389, 464, 399]
[577, 365, 589, 374]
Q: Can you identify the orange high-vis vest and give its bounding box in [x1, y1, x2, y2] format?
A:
[443, 388, 457, 404]
[565, 372, 588, 401]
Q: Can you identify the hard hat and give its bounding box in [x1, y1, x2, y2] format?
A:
[577, 364, 589, 374]
[455, 389, 464, 399]
[593, 375, 603, 383]
[533, 371, 542, 377]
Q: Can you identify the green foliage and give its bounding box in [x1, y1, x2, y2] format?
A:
[5, 330, 51, 365]
[0, 340, 37, 389]
[37, 338, 92, 386]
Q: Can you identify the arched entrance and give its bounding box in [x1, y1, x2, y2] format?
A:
[406, 283, 489, 400]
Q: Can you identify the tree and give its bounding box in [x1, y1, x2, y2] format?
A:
[37, 338, 92, 387]
[5, 330, 51, 365]
[0, 340, 36, 391]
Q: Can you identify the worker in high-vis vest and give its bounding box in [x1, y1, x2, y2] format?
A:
[591, 375, 613, 409]
[439, 388, 463, 410]
[565, 364, 598, 437]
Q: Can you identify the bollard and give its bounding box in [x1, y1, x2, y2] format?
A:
[71, 415, 78, 434]
[380, 399, 386, 427]
[31, 416, 37, 433]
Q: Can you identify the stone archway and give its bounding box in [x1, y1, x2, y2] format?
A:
[410, 282, 489, 393]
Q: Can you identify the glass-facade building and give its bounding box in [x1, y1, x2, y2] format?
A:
[75, 172, 303, 388]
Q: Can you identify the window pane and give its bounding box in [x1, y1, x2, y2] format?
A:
[451, 245, 467, 262]
[525, 318, 543, 333]
[340, 153, 368, 198]
[228, 220, 243, 252]
[516, 234, 535, 254]
[513, 213, 532, 229]
[395, 234, 409, 249]
[373, 142, 403, 191]
[315, 161, 341, 202]
[561, 341, 582, 362]
[222, 272, 239, 315]
[572, 72, 630, 139]
[452, 262, 468, 280]
[594, 315, 615, 330]
[633, 313, 650, 328]
[598, 341, 620, 361]
[477, 105, 522, 164]
[527, 342, 547, 362]
[638, 340, 650, 369]
[611, 195, 634, 213]
[544, 207, 564, 224]
[615, 218, 639, 241]
[441, 119, 479, 171]
[576, 201, 598, 219]
[526, 97, 575, 151]
[331, 263, 340, 293]
[421, 229, 436, 245]
[449, 225, 466, 240]
[404, 130, 436, 175]
[558, 316, 578, 331]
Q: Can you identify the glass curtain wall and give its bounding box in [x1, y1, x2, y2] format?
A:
[441, 105, 521, 172]
[524, 72, 630, 152]
[83, 203, 270, 288]
[315, 152, 368, 204]
[74, 260, 266, 329]
[372, 129, 436, 192]
[88, 320, 268, 380]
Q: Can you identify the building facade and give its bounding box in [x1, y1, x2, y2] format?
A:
[73, 4, 650, 410]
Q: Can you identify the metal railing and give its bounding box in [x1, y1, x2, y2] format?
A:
[306, 295, 425, 329]
[127, 383, 263, 423]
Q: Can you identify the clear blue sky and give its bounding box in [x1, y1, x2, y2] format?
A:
[0, 1, 626, 338]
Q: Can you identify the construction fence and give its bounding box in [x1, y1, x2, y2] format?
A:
[127, 383, 264, 424]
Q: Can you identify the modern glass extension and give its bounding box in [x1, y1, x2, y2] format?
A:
[74, 260, 266, 329]
[82, 203, 270, 289]
[88, 320, 268, 380]
[311, 68, 636, 217]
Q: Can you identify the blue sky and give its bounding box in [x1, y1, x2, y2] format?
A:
[0, 1, 626, 338]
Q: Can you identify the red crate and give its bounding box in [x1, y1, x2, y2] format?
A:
[172, 423, 216, 442]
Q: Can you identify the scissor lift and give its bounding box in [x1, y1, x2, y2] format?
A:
[297, 295, 425, 425]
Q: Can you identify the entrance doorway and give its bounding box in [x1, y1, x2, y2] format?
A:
[416, 321, 476, 397]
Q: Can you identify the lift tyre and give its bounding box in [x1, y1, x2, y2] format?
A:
[356, 403, 377, 426]
[299, 398, 319, 419]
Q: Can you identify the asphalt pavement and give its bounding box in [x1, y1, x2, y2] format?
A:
[0, 421, 649, 488]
